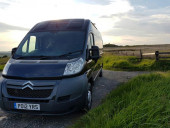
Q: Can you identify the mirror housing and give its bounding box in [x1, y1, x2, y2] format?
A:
[11, 47, 17, 56]
[90, 46, 100, 61]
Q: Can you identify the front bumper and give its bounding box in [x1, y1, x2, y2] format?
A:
[0, 96, 84, 115]
[0, 74, 88, 115]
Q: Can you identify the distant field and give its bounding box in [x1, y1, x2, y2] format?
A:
[0, 51, 11, 57]
[104, 44, 170, 58]
[104, 44, 170, 53]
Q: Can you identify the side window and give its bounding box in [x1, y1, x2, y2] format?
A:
[22, 40, 28, 53]
[28, 36, 36, 52]
[90, 34, 94, 46]
[87, 33, 94, 49]
[87, 33, 95, 59]
[21, 36, 36, 54]
[87, 36, 91, 49]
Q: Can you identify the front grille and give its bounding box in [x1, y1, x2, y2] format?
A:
[7, 88, 52, 98]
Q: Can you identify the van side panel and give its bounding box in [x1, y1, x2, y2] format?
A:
[84, 21, 96, 82]
[87, 22, 103, 81]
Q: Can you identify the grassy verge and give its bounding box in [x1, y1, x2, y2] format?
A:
[102, 54, 170, 71]
[0, 57, 9, 71]
[72, 72, 170, 128]
[0, 65, 5, 71]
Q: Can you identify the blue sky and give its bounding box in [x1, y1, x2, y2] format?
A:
[0, 0, 170, 51]
[130, 0, 170, 9]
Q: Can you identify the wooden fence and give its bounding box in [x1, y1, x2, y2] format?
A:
[154, 51, 170, 61]
[104, 49, 170, 61]
[137, 51, 170, 61]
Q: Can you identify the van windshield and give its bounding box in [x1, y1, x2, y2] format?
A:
[14, 31, 85, 59]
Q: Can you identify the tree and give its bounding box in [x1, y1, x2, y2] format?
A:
[2, 55, 8, 58]
[103, 43, 119, 47]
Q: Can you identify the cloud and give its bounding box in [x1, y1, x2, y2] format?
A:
[0, 2, 10, 9]
[0, 0, 170, 49]
[100, 2, 170, 45]
[75, 0, 111, 5]
[0, 0, 133, 30]
[101, 5, 170, 37]
[0, 22, 29, 32]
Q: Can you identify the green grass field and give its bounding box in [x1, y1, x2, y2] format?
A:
[0, 57, 9, 71]
[72, 72, 170, 128]
[102, 53, 170, 71]
[0, 65, 5, 71]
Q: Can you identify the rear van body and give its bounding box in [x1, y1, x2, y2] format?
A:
[0, 19, 103, 115]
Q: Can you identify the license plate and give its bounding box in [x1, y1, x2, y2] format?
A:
[14, 103, 40, 111]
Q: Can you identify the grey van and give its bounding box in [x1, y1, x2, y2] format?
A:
[0, 19, 103, 115]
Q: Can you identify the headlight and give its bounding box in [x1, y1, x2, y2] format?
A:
[64, 58, 84, 75]
[2, 61, 11, 75]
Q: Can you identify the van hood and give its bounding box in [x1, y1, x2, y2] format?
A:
[3, 59, 77, 79]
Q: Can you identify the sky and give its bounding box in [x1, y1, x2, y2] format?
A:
[0, 0, 170, 51]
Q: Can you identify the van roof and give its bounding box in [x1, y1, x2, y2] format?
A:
[29, 19, 90, 33]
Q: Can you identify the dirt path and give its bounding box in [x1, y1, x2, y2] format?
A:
[0, 70, 149, 128]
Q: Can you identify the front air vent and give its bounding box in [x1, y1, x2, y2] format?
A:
[57, 95, 70, 102]
[7, 88, 52, 98]
[19, 61, 37, 63]
[39, 61, 58, 64]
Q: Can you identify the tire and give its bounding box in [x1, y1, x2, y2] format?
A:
[83, 83, 92, 111]
[99, 68, 103, 77]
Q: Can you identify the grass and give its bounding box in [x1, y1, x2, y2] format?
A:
[0, 57, 9, 71]
[72, 72, 170, 128]
[0, 65, 5, 71]
[0, 57, 9, 65]
[102, 53, 170, 71]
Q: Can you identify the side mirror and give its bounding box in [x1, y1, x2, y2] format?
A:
[11, 47, 17, 56]
[90, 46, 100, 60]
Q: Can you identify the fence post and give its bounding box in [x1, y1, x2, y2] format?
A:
[155, 51, 159, 61]
[140, 49, 143, 60]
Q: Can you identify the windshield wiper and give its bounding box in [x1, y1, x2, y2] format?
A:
[40, 50, 83, 60]
[57, 50, 83, 58]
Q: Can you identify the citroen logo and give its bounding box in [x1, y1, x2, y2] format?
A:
[22, 81, 34, 90]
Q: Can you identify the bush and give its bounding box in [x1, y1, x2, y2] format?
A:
[2, 55, 8, 58]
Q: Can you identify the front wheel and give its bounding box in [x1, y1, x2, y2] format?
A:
[83, 83, 92, 111]
[99, 68, 103, 77]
